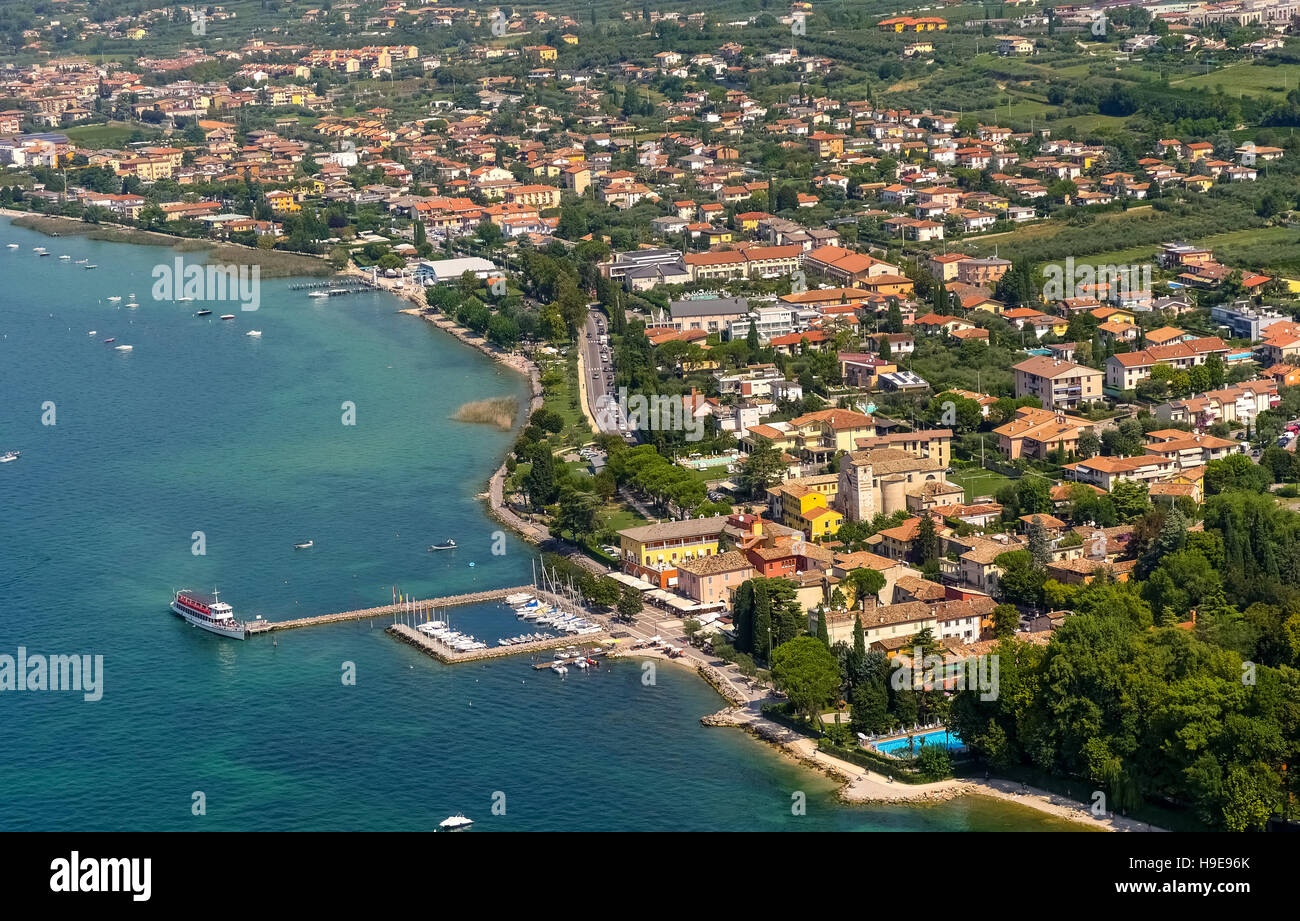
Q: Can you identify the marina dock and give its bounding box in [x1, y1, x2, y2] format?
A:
[386, 623, 610, 665]
[245, 585, 536, 635]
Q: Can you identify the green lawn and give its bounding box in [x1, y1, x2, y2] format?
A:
[64, 121, 159, 148]
[950, 467, 1015, 503]
[538, 353, 591, 445]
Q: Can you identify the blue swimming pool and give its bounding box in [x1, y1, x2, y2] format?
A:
[872, 729, 965, 755]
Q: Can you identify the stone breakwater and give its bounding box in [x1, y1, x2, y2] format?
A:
[695, 664, 749, 707]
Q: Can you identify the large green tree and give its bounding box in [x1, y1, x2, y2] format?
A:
[771, 637, 843, 724]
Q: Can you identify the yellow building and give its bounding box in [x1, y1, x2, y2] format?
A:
[617, 516, 729, 588]
[777, 485, 844, 539]
[265, 190, 301, 213]
[506, 184, 562, 210]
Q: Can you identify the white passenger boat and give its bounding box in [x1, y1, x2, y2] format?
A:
[170, 589, 248, 640]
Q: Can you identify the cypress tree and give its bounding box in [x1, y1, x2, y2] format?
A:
[733, 581, 754, 654]
[753, 579, 772, 662]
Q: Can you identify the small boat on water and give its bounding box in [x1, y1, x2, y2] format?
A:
[293, 540, 313, 550]
[88, 330, 96, 336]
[196, 309, 212, 316]
[83, 264, 97, 269]
[125, 302, 138, 309]
[307, 291, 330, 299]
[178, 297, 193, 302]
[107, 296, 121, 303]
[38, 251, 52, 257]
[5, 244, 17, 249]
[505, 592, 533, 605]
[220, 314, 235, 321]
[427, 539, 457, 551]
[59, 254, 70, 260]
[75, 258, 87, 264]
[114, 345, 133, 352]
[438, 814, 473, 832]
[246, 330, 262, 338]
[32, 246, 45, 252]
[0, 451, 19, 464]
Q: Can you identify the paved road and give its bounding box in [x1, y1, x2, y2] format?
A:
[581, 306, 622, 436]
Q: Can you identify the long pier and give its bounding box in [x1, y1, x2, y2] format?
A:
[288, 279, 378, 291]
[245, 585, 535, 635]
[385, 623, 610, 665]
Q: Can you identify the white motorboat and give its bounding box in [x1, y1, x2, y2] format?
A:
[293, 540, 313, 549]
[246, 330, 262, 337]
[5, 244, 17, 249]
[0, 451, 19, 463]
[114, 345, 133, 351]
[505, 593, 533, 605]
[438, 814, 473, 832]
[107, 296, 121, 302]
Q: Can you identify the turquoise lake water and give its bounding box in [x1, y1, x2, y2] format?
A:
[0, 217, 1080, 831]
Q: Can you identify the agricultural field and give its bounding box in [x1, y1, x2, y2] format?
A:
[1171, 60, 1300, 100]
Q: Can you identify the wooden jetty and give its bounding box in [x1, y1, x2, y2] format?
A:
[245, 585, 535, 635]
[386, 623, 611, 665]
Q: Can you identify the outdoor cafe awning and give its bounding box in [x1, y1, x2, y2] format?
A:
[608, 571, 655, 592]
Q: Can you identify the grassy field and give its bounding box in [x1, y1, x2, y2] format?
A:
[63, 122, 159, 148]
[1063, 225, 1300, 275]
[538, 353, 590, 445]
[950, 466, 1015, 503]
[1171, 61, 1300, 100]
[1051, 113, 1133, 136]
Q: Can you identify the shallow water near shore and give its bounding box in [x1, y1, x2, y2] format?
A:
[0, 218, 1082, 830]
